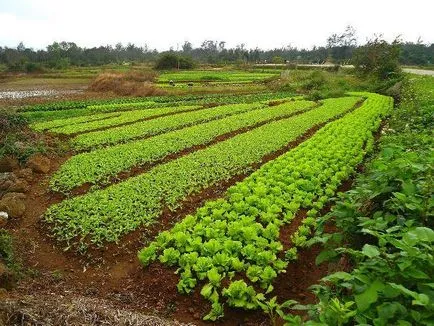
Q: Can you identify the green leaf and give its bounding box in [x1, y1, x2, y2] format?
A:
[362, 244, 380, 258]
[200, 283, 214, 299]
[405, 227, 434, 243]
[401, 181, 416, 195]
[355, 280, 385, 312]
[315, 249, 339, 265]
[322, 271, 353, 282]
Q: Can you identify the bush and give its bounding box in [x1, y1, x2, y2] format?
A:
[352, 37, 402, 80]
[300, 71, 326, 91]
[272, 56, 284, 64]
[155, 53, 194, 70]
[24, 62, 45, 73]
[0, 111, 27, 132]
[0, 111, 47, 163]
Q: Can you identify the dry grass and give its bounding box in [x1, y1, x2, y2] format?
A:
[0, 294, 193, 326]
[88, 72, 166, 97]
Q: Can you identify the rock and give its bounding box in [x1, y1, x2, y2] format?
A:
[0, 173, 15, 192]
[15, 168, 33, 182]
[8, 178, 30, 193]
[27, 154, 51, 174]
[0, 179, 13, 192]
[193, 312, 201, 319]
[0, 287, 8, 297]
[0, 211, 7, 227]
[0, 192, 26, 218]
[0, 156, 19, 173]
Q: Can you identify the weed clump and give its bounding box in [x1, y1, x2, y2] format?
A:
[89, 72, 166, 97]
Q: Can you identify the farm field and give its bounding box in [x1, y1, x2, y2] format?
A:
[0, 70, 432, 325]
[158, 70, 279, 86]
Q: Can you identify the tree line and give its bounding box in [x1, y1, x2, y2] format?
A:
[1, 27, 432, 72]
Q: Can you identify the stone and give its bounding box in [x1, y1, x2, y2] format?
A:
[193, 312, 201, 319]
[27, 154, 51, 174]
[0, 156, 19, 173]
[15, 168, 33, 182]
[8, 178, 30, 193]
[0, 192, 26, 218]
[0, 173, 15, 192]
[0, 179, 13, 191]
[0, 211, 7, 227]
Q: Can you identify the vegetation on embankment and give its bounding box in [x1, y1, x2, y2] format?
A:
[277, 75, 434, 325]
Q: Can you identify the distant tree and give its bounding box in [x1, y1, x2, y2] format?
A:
[400, 39, 433, 65]
[327, 25, 357, 64]
[182, 41, 193, 53]
[272, 56, 284, 64]
[352, 36, 402, 79]
[0, 36, 431, 71]
[155, 53, 194, 70]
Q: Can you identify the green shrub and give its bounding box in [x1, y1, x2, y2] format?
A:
[0, 111, 27, 131]
[0, 230, 21, 281]
[155, 53, 194, 70]
[352, 37, 402, 80]
[300, 71, 326, 91]
[24, 62, 45, 73]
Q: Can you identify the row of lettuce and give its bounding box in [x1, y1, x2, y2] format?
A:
[135, 92, 393, 321]
[44, 96, 361, 249]
[20, 92, 298, 122]
[30, 105, 201, 133]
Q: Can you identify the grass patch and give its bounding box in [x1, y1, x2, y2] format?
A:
[0, 111, 47, 162]
[0, 230, 22, 288]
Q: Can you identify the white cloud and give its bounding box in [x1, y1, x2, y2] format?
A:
[0, 0, 433, 50]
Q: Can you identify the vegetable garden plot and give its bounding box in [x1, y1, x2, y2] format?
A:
[137, 92, 393, 321]
[44, 96, 361, 248]
[70, 103, 264, 150]
[50, 99, 317, 192]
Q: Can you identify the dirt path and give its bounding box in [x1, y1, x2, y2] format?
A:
[403, 68, 434, 76]
[402, 68, 434, 76]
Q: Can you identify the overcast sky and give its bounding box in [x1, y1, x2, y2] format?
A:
[0, 0, 433, 50]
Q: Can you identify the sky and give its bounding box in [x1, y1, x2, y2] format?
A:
[0, 0, 433, 51]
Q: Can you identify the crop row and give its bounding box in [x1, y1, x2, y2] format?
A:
[49, 100, 316, 192]
[40, 105, 201, 135]
[44, 96, 361, 248]
[20, 97, 157, 112]
[30, 111, 123, 131]
[21, 92, 298, 123]
[137, 92, 393, 320]
[19, 94, 198, 112]
[21, 91, 290, 113]
[70, 103, 264, 150]
[21, 101, 159, 123]
[82, 92, 299, 112]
